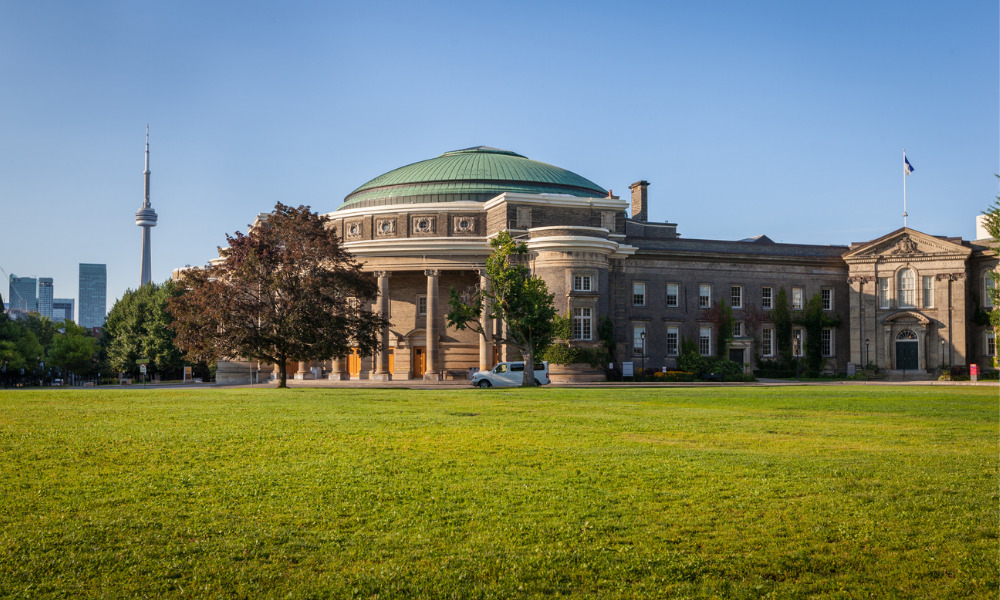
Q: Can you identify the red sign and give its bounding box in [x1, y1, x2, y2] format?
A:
[970, 364, 979, 377]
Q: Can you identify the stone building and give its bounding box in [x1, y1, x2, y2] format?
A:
[211, 146, 997, 383]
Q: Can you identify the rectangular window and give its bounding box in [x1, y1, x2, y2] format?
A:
[573, 274, 592, 292]
[922, 276, 934, 308]
[666, 283, 679, 307]
[793, 327, 805, 357]
[572, 307, 592, 340]
[761, 327, 774, 357]
[821, 328, 834, 357]
[698, 326, 712, 356]
[666, 326, 679, 356]
[633, 282, 646, 307]
[878, 277, 890, 309]
[633, 324, 646, 356]
[988, 331, 996, 356]
[699, 284, 711, 308]
[731, 285, 743, 309]
[821, 288, 833, 311]
[417, 295, 427, 315]
[792, 287, 803, 310]
[762, 286, 773, 309]
[733, 321, 743, 338]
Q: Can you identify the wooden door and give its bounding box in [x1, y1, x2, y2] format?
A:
[413, 347, 425, 378]
[388, 348, 395, 374]
[348, 348, 361, 376]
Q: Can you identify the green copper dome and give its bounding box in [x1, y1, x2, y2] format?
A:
[338, 146, 608, 210]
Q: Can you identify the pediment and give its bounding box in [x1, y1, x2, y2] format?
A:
[844, 228, 971, 261]
[881, 310, 931, 325]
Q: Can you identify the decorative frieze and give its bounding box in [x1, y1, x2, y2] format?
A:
[516, 207, 532, 229]
[345, 220, 364, 240]
[452, 215, 476, 235]
[375, 218, 396, 237]
[411, 216, 436, 236]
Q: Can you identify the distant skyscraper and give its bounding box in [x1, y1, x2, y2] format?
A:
[52, 298, 75, 323]
[8, 274, 37, 316]
[78, 263, 107, 328]
[135, 125, 157, 287]
[37, 277, 54, 319]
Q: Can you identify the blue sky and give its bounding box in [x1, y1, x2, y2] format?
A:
[1, 1, 997, 311]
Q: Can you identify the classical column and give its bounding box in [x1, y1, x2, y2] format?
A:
[373, 271, 392, 381]
[424, 269, 440, 380]
[329, 355, 349, 380]
[294, 360, 314, 380]
[478, 270, 493, 371]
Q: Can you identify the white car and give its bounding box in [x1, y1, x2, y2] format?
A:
[472, 361, 550, 388]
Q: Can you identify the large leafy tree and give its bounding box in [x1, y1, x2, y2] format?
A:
[168, 202, 386, 388]
[447, 230, 557, 387]
[981, 196, 1000, 366]
[48, 320, 98, 378]
[103, 281, 185, 379]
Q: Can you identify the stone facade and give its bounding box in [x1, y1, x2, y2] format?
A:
[205, 148, 998, 384]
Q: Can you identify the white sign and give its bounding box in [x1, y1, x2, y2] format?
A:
[622, 362, 634, 377]
[140, 364, 147, 375]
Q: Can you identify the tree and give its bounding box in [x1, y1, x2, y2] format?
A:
[103, 281, 185, 379]
[800, 293, 839, 376]
[48, 320, 97, 378]
[703, 299, 734, 359]
[168, 202, 387, 388]
[981, 195, 1000, 366]
[447, 230, 557, 386]
[773, 287, 793, 365]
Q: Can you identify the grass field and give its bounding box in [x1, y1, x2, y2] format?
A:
[0, 385, 996, 599]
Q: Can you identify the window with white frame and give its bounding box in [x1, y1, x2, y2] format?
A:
[633, 282, 646, 307]
[922, 276, 934, 308]
[731, 285, 743, 309]
[633, 324, 646, 356]
[666, 283, 679, 307]
[792, 287, 803, 310]
[762, 286, 773, 309]
[572, 307, 592, 340]
[821, 327, 834, 357]
[666, 326, 679, 356]
[699, 326, 712, 356]
[699, 284, 711, 308]
[417, 295, 427, 315]
[985, 272, 996, 308]
[733, 321, 743, 338]
[898, 269, 915, 308]
[792, 327, 805, 357]
[761, 327, 774, 357]
[878, 277, 890, 308]
[573, 274, 592, 292]
[988, 330, 996, 356]
[821, 288, 833, 311]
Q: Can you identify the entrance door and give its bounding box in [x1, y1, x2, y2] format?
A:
[413, 347, 426, 378]
[388, 348, 395, 374]
[348, 348, 361, 376]
[728, 348, 745, 366]
[896, 342, 918, 370]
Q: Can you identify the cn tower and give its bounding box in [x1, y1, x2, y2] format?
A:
[135, 125, 157, 286]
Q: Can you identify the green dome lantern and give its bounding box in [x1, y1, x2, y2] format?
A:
[338, 146, 608, 210]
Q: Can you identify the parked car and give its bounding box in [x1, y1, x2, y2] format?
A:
[472, 361, 550, 388]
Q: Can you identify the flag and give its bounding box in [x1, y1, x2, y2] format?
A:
[904, 156, 915, 175]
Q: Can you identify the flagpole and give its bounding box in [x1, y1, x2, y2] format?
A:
[902, 149, 908, 228]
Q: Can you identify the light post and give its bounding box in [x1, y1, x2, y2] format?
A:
[793, 330, 802, 380]
[640, 331, 646, 380]
[865, 337, 870, 381]
[940, 338, 946, 371]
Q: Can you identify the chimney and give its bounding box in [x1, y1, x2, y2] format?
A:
[629, 180, 649, 222]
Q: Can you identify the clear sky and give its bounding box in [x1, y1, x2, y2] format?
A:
[1, 1, 997, 312]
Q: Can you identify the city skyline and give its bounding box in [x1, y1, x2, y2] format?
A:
[0, 2, 997, 308]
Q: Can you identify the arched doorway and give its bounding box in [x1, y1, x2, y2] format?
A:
[895, 330, 918, 370]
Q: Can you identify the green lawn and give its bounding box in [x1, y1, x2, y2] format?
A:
[0, 386, 996, 599]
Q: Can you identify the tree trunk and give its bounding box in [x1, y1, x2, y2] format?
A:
[278, 355, 287, 388]
[522, 344, 534, 387]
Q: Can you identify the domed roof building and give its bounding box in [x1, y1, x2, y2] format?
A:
[211, 146, 999, 384]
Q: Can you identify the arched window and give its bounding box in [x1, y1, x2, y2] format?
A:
[896, 330, 917, 340]
[985, 272, 996, 308]
[898, 269, 915, 308]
